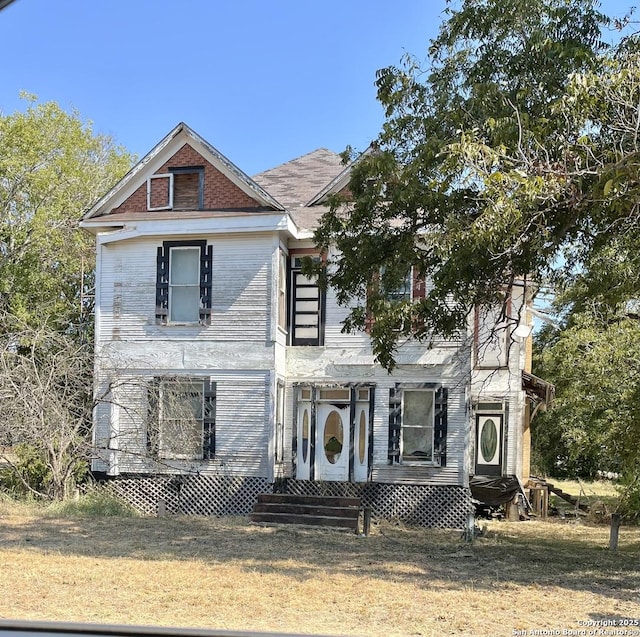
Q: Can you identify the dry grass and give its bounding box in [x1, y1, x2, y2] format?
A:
[0, 502, 639, 637]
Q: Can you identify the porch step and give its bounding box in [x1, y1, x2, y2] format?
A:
[250, 493, 361, 532]
[530, 478, 590, 512]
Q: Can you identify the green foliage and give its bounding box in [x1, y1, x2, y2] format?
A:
[0, 443, 52, 496]
[617, 473, 640, 521]
[0, 442, 89, 500]
[0, 94, 133, 329]
[47, 486, 138, 518]
[532, 311, 640, 479]
[312, 0, 636, 369]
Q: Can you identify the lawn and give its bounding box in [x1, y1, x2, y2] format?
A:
[0, 500, 638, 637]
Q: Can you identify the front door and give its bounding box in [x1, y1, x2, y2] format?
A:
[315, 400, 350, 481]
[353, 388, 371, 482]
[474, 413, 504, 476]
[296, 394, 312, 480]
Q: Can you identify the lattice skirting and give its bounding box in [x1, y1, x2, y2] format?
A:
[104, 475, 270, 516]
[102, 474, 471, 528]
[282, 480, 472, 528]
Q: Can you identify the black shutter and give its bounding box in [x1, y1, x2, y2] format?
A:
[203, 380, 216, 458]
[434, 387, 448, 467]
[199, 244, 213, 325]
[147, 379, 160, 458]
[156, 247, 169, 325]
[388, 386, 401, 464]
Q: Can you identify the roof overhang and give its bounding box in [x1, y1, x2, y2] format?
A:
[82, 122, 285, 221]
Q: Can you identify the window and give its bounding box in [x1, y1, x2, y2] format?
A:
[381, 266, 413, 303]
[156, 240, 212, 325]
[278, 251, 287, 331]
[401, 390, 434, 461]
[290, 256, 325, 346]
[275, 380, 285, 463]
[366, 266, 425, 333]
[149, 378, 216, 460]
[388, 385, 448, 466]
[147, 167, 204, 211]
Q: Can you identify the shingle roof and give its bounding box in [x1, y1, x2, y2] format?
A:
[252, 148, 345, 231]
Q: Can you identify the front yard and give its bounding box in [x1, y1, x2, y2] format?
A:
[0, 500, 638, 637]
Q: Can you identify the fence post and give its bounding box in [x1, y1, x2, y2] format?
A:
[609, 513, 621, 551]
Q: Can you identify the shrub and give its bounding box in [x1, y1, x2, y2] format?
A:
[47, 486, 139, 518]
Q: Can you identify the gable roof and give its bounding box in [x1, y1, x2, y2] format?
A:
[253, 148, 348, 232]
[83, 122, 284, 221]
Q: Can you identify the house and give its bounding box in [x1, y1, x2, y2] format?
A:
[80, 123, 546, 527]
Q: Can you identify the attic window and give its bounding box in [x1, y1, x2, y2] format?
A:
[146, 167, 204, 211]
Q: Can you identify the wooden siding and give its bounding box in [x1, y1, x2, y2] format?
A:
[97, 235, 273, 344]
[98, 371, 270, 477]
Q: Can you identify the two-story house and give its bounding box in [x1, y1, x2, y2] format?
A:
[80, 123, 543, 527]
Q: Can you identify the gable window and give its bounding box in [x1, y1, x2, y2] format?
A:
[389, 385, 448, 466]
[156, 240, 212, 325]
[148, 378, 216, 460]
[290, 255, 325, 346]
[147, 167, 204, 211]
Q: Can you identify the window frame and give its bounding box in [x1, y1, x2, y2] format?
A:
[289, 253, 325, 346]
[156, 240, 212, 326]
[168, 245, 201, 324]
[150, 377, 216, 461]
[400, 388, 435, 464]
[277, 250, 288, 332]
[146, 166, 204, 212]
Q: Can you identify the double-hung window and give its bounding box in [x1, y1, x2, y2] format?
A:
[149, 377, 216, 460]
[156, 240, 212, 325]
[401, 389, 434, 461]
[388, 385, 448, 466]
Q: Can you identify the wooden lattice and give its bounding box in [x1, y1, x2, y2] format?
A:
[105, 475, 270, 516]
[103, 475, 471, 527]
[283, 480, 472, 528]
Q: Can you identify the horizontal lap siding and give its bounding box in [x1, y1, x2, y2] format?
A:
[371, 380, 467, 486]
[210, 238, 270, 340]
[102, 371, 269, 477]
[98, 235, 272, 343]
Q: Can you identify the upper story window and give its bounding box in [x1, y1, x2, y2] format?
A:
[156, 240, 212, 325]
[278, 250, 287, 332]
[147, 166, 204, 211]
[380, 266, 413, 303]
[290, 255, 325, 346]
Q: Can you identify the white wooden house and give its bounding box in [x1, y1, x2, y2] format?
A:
[80, 123, 544, 527]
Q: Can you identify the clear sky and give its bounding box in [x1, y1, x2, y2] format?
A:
[0, 0, 634, 175]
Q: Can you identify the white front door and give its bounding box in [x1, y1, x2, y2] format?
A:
[296, 400, 312, 480]
[353, 389, 370, 482]
[315, 402, 350, 481]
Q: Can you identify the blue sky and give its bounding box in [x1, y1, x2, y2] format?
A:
[0, 0, 446, 174]
[0, 0, 634, 175]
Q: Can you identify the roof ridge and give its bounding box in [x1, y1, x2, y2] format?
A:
[253, 147, 340, 177]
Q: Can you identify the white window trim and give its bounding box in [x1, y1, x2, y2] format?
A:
[147, 173, 174, 211]
[400, 388, 436, 465]
[158, 378, 204, 461]
[168, 246, 201, 325]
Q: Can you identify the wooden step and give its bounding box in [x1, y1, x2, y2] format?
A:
[250, 493, 361, 532]
[537, 481, 590, 512]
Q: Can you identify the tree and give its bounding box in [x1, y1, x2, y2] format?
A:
[0, 318, 94, 499]
[532, 310, 640, 478]
[0, 94, 133, 329]
[312, 0, 621, 370]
